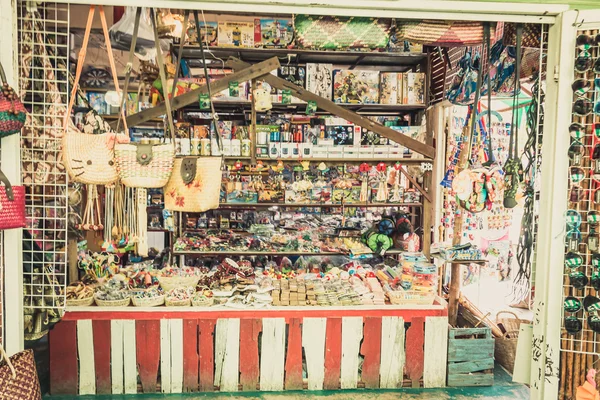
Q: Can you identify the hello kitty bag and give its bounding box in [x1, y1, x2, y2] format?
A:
[62, 6, 128, 185]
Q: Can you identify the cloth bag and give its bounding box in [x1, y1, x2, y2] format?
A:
[0, 62, 27, 137]
[62, 6, 127, 186]
[114, 9, 175, 188]
[164, 11, 222, 212]
[0, 168, 26, 229]
[446, 50, 480, 105]
[396, 20, 488, 47]
[0, 344, 42, 400]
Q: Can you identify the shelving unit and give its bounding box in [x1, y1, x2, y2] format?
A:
[173, 249, 405, 256]
[217, 202, 422, 208]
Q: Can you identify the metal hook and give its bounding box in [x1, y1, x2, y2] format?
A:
[573, 9, 584, 28]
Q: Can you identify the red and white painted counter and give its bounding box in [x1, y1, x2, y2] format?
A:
[49, 301, 449, 395]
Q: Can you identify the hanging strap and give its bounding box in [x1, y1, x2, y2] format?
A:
[170, 10, 190, 101]
[467, 47, 484, 164]
[64, 6, 123, 130]
[116, 7, 142, 132]
[150, 8, 176, 146]
[508, 24, 523, 161]
[0, 344, 17, 379]
[483, 22, 495, 166]
[193, 10, 222, 151]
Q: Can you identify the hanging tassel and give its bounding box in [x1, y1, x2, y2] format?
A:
[137, 188, 148, 257]
[360, 178, 369, 202]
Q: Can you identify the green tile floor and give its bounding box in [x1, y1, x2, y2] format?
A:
[43, 365, 529, 400]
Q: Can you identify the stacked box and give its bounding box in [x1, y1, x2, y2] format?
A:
[306, 63, 333, 100]
[402, 72, 426, 105]
[380, 72, 398, 105]
[218, 21, 254, 48]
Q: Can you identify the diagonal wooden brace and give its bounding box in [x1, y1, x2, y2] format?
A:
[118, 57, 281, 128]
[227, 58, 436, 159]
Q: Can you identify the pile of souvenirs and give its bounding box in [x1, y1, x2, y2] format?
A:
[65, 254, 438, 308]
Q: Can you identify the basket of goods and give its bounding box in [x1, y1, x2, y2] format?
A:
[387, 289, 435, 305]
[131, 287, 165, 307]
[165, 288, 193, 307]
[158, 267, 200, 292]
[191, 289, 214, 307]
[65, 282, 95, 307]
[94, 279, 131, 307]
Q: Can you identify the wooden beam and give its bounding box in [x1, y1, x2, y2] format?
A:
[119, 57, 281, 128]
[399, 166, 431, 204]
[227, 58, 435, 159]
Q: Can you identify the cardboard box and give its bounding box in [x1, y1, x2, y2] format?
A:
[269, 142, 281, 159]
[402, 72, 426, 105]
[226, 190, 258, 203]
[359, 146, 374, 159]
[254, 18, 294, 48]
[343, 145, 360, 159]
[218, 21, 254, 48]
[300, 143, 313, 158]
[326, 125, 354, 145]
[327, 145, 343, 159]
[306, 63, 333, 100]
[380, 72, 399, 105]
[333, 70, 380, 104]
[373, 147, 389, 160]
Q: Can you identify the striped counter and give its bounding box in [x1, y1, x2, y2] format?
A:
[49, 303, 449, 395]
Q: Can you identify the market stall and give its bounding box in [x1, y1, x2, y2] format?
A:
[0, 1, 581, 399]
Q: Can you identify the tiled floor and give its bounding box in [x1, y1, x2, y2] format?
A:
[43, 365, 529, 400]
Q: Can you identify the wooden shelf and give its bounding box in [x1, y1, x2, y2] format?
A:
[217, 202, 422, 208]
[178, 46, 427, 68]
[173, 249, 404, 256]
[222, 156, 431, 163]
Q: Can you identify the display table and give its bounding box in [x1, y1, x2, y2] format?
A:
[49, 300, 449, 395]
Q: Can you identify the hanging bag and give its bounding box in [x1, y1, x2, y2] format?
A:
[0, 344, 41, 399]
[446, 49, 480, 106]
[164, 10, 222, 212]
[114, 9, 175, 188]
[0, 168, 26, 230]
[0, 61, 27, 137]
[62, 6, 127, 185]
[396, 20, 488, 47]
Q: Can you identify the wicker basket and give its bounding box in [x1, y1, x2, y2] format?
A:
[132, 295, 165, 307]
[158, 276, 200, 292]
[387, 290, 435, 305]
[66, 296, 95, 307]
[166, 297, 191, 307]
[192, 295, 214, 307]
[114, 143, 175, 188]
[494, 311, 527, 373]
[94, 295, 130, 307]
[163, 157, 222, 212]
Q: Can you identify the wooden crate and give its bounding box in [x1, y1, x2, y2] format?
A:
[447, 327, 494, 387]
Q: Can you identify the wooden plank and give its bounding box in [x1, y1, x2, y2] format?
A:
[77, 320, 96, 395]
[198, 319, 216, 391]
[449, 327, 492, 339]
[124, 57, 281, 127]
[221, 319, 241, 392]
[136, 320, 161, 393]
[170, 319, 184, 393]
[240, 319, 262, 391]
[50, 321, 78, 395]
[110, 320, 124, 394]
[228, 58, 435, 159]
[379, 316, 405, 389]
[284, 318, 303, 390]
[183, 319, 199, 392]
[259, 318, 285, 391]
[448, 358, 495, 374]
[92, 320, 112, 394]
[423, 316, 448, 388]
[160, 319, 172, 393]
[122, 320, 137, 394]
[447, 374, 494, 387]
[406, 316, 425, 388]
[303, 317, 327, 390]
[447, 340, 495, 362]
[340, 317, 363, 389]
[359, 316, 382, 389]
[324, 318, 342, 390]
[214, 319, 227, 388]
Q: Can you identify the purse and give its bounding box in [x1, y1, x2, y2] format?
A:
[498, 22, 541, 49]
[164, 10, 222, 212]
[0, 344, 41, 399]
[0, 168, 26, 229]
[114, 9, 175, 188]
[62, 5, 126, 186]
[294, 15, 390, 50]
[0, 61, 27, 137]
[397, 20, 488, 47]
[446, 50, 480, 105]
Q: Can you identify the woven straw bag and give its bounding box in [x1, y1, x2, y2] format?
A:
[0, 345, 42, 400]
[0, 62, 27, 138]
[397, 20, 489, 47]
[0, 169, 26, 230]
[114, 9, 175, 188]
[62, 6, 127, 186]
[164, 157, 221, 212]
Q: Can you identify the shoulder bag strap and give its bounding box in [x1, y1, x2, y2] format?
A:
[64, 5, 123, 130]
[467, 46, 484, 166]
[509, 24, 523, 162]
[150, 8, 176, 147]
[116, 7, 142, 132]
[483, 22, 495, 166]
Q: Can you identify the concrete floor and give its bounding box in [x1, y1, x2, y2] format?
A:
[43, 365, 529, 400]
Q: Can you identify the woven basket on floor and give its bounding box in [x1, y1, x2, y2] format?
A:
[0, 345, 42, 400]
[494, 311, 528, 373]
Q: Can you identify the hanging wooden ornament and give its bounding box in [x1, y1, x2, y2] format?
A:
[359, 162, 370, 202]
[77, 184, 103, 231]
[137, 188, 148, 257]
